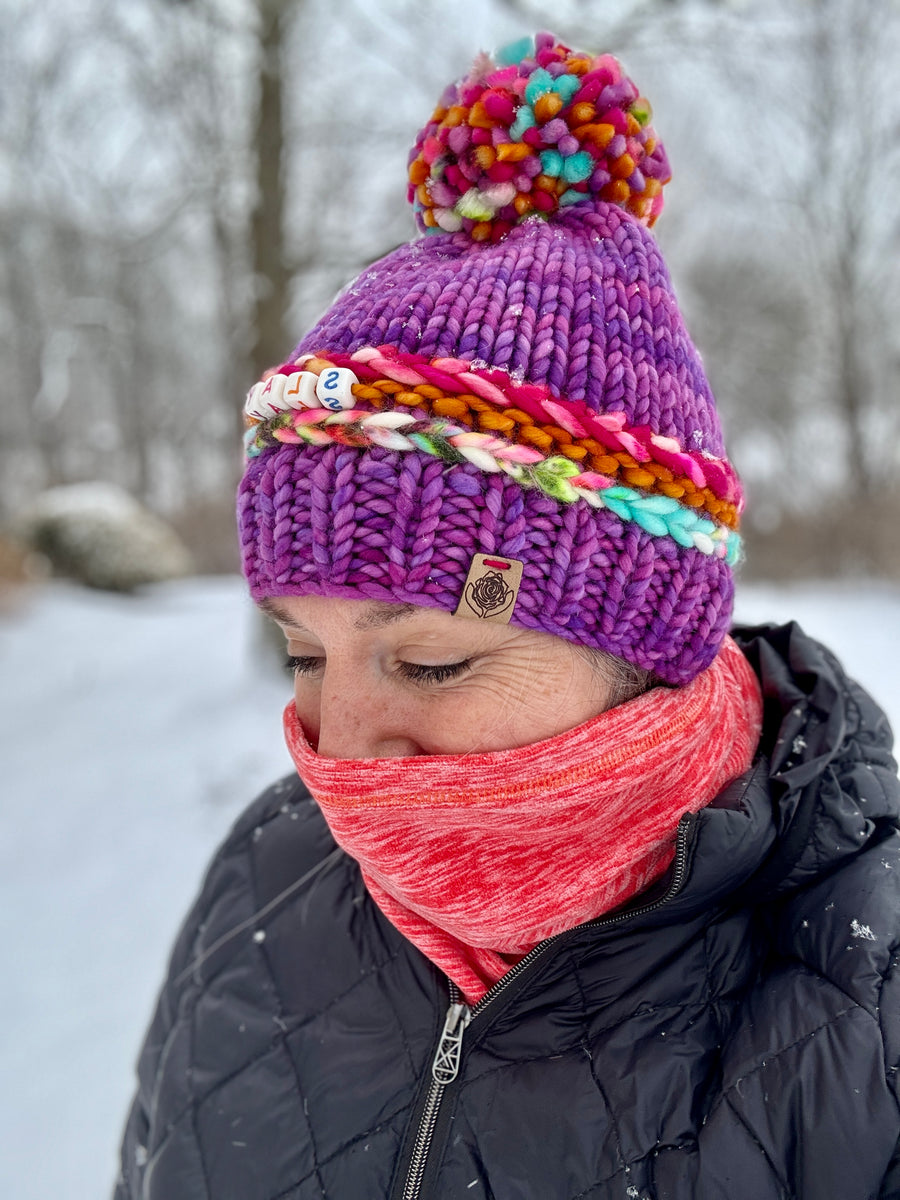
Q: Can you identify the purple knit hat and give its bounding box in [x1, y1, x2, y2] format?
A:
[238, 33, 743, 685]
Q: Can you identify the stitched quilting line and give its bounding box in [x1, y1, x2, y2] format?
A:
[247, 820, 329, 1195]
[569, 1141, 698, 1200]
[702, 922, 728, 1050]
[787, 930, 897, 1024]
[708, 1002, 857, 1131]
[147, 1091, 415, 1200]
[382, 953, 425, 1091]
[154, 833, 419, 1142]
[148, 815, 404, 1152]
[145, 915, 218, 1193]
[722, 1094, 791, 1195]
[189, 1088, 214, 1200]
[153, 936, 411, 1142]
[876, 948, 900, 1102]
[458, 991, 729, 1090]
[146, 856, 268, 1173]
[571, 951, 628, 1182]
[148, 830, 421, 1195]
[265, 1104, 414, 1199]
[172, 847, 345, 987]
[247, 815, 427, 1191]
[153, 934, 422, 1187]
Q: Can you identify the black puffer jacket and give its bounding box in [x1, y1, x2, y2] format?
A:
[116, 624, 900, 1199]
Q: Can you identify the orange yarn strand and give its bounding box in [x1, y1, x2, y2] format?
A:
[345, 377, 739, 527]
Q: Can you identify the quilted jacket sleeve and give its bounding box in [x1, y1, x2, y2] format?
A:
[114, 910, 194, 1199]
[880, 1140, 900, 1199]
[112, 777, 305, 1199]
[115, 1096, 147, 1197]
[113, 826, 233, 1200]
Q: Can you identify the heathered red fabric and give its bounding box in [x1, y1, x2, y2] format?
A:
[284, 637, 762, 1002]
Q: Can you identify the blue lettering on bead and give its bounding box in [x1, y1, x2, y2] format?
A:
[323, 369, 339, 390]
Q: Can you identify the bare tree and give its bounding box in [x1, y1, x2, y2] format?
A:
[248, 0, 290, 381]
[796, 0, 900, 501]
[3, 0, 897, 574]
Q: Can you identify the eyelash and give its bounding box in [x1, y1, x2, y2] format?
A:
[284, 655, 322, 678]
[399, 659, 472, 685]
[283, 655, 471, 685]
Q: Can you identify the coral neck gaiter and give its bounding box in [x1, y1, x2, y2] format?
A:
[284, 636, 763, 1002]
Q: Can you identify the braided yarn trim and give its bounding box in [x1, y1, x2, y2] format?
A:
[407, 32, 671, 240]
[246, 346, 742, 519]
[244, 406, 740, 566]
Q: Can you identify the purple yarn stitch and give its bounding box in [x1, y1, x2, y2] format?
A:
[238, 205, 738, 684]
[295, 212, 725, 458]
[239, 434, 734, 686]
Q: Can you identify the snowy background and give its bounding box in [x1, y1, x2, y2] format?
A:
[1, 576, 898, 1199]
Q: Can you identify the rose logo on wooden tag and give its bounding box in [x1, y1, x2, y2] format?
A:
[453, 554, 524, 623]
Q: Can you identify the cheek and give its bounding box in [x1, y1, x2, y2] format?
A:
[494, 660, 609, 746]
[416, 679, 544, 754]
[291, 682, 321, 744]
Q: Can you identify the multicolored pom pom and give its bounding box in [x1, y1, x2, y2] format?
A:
[407, 31, 671, 241]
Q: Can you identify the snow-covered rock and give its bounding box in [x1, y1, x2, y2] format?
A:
[17, 482, 193, 591]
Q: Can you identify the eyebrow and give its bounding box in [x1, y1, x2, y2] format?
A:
[258, 597, 419, 632]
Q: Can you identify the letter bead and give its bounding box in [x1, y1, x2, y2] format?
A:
[282, 371, 321, 409]
[263, 374, 290, 411]
[315, 366, 358, 410]
[244, 380, 278, 420]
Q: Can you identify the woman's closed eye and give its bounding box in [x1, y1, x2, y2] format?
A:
[396, 659, 472, 685]
[284, 654, 472, 686]
[284, 654, 323, 677]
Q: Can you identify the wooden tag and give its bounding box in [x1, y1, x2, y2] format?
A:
[453, 554, 524, 623]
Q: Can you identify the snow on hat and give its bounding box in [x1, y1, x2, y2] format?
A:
[237, 32, 742, 685]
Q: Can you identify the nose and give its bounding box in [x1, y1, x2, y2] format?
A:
[312, 669, 421, 760]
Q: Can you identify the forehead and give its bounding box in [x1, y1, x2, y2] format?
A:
[260, 595, 441, 634]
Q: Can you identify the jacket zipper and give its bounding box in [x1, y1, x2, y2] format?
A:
[397, 812, 696, 1200]
[400, 990, 470, 1200]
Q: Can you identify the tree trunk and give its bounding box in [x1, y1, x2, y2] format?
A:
[248, 0, 291, 384]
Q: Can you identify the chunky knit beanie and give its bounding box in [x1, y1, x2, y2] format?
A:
[238, 32, 743, 685]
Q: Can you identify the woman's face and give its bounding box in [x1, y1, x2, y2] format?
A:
[262, 594, 615, 759]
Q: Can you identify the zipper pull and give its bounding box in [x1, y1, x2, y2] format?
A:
[431, 1002, 471, 1084]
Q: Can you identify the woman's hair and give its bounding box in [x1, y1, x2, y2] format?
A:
[574, 645, 661, 708]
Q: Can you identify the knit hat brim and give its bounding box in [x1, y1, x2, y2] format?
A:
[239, 440, 733, 684]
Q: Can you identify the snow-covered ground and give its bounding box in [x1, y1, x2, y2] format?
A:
[1, 576, 898, 1200]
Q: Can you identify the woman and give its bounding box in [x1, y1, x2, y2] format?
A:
[116, 33, 900, 1199]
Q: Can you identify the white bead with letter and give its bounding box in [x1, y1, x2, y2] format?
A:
[315, 367, 358, 411]
[283, 371, 321, 409]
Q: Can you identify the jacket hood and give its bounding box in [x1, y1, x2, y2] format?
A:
[733, 621, 898, 897]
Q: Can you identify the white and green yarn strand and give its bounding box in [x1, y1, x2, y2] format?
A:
[245, 408, 741, 565]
